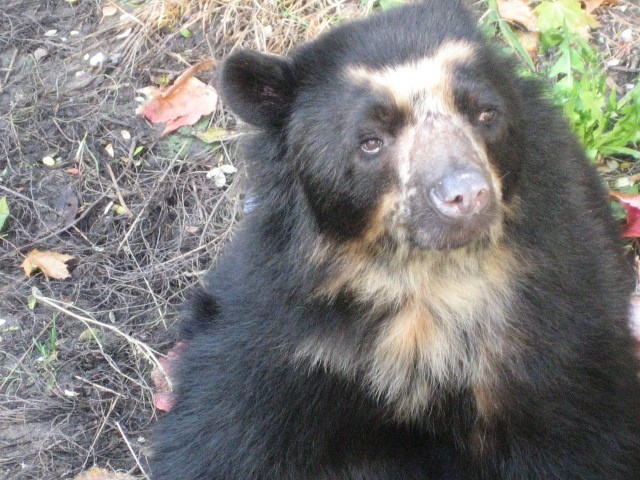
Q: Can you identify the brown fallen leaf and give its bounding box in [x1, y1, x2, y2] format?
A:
[22, 249, 74, 279]
[583, 0, 617, 15]
[137, 59, 218, 136]
[516, 30, 541, 56]
[497, 0, 538, 32]
[73, 466, 136, 480]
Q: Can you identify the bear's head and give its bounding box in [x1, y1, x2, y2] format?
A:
[219, 0, 525, 252]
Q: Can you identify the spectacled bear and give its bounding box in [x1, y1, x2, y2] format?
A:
[150, 1, 640, 478]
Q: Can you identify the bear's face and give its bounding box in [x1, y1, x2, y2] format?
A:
[220, 4, 522, 252]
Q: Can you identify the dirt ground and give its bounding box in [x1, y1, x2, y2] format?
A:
[0, 1, 637, 479]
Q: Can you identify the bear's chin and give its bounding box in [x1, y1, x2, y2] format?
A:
[406, 221, 500, 252]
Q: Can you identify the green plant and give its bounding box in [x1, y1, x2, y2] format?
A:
[0, 197, 9, 234]
[484, 0, 640, 162]
[540, 21, 640, 161]
[34, 314, 58, 363]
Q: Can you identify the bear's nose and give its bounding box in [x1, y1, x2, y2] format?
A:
[429, 168, 491, 218]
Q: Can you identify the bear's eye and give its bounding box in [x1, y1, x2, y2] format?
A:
[477, 108, 498, 125]
[361, 138, 383, 154]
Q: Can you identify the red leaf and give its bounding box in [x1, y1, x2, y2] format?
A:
[137, 60, 218, 136]
[610, 191, 640, 237]
[152, 341, 186, 412]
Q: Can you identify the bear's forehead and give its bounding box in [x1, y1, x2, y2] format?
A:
[344, 40, 477, 117]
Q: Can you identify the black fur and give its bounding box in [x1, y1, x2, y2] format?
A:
[151, 2, 640, 478]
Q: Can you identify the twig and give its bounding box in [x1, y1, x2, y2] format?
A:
[83, 397, 119, 469]
[0, 48, 18, 92]
[73, 375, 123, 397]
[0, 184, 59, 215]
[117, 144, 184, 251]
[105, 162, 133, 218]
[1, 194, 105, 257]
[608, 65, 640, 74]
[31, 291, 164, 372]
[116, 421, 150, 479]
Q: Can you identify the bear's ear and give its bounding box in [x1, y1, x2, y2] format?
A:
[219, 50, 295, 130]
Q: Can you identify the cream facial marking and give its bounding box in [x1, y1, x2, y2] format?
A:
[346, 40, 477, 120]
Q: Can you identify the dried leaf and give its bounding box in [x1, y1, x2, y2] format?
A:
[22, 250, 74, 279]
[73, 467, 136, 480]
[32, 48, 48, 61]
[498, 0, 539, 31]
[137, 60, 218, 136]
[79, 327, 99, 342]
[582, 0, 618, 15]
[105, 143, 115, 157]
[206, 167, 227, 187]
[102, 5, 118, 17]
[113, 204, 129, 216]
[54, 187, 78, 227]
[610, 191, 640, 237]
[516, 30, 541, 56]
[196, 127, 232, 144]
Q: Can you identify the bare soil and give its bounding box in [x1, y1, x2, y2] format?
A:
[0, 1, 637, 479]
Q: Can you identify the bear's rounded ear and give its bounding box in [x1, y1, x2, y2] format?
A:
[219, 50, 295, 130]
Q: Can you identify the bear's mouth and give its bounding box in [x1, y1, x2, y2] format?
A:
[405, 211, 502, 251]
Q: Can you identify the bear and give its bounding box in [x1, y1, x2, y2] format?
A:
[150, 1, 640, 478]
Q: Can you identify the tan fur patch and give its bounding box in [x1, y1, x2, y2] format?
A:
[298, 240, 520, 422]
[358, 191, 400, 247]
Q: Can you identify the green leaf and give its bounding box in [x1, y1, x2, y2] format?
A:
[180, 28, 191, 38]
[599, 146, 640, 160]
[0, 197, 8, 233]
[28, 295, 37, 310]
[196, 127, 231, 144]
[483, 1, 535, 70]
[378, 0, 404, 11]
[534, 0, 598, 35]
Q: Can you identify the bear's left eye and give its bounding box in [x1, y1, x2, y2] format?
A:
[361, 138, 384, 154]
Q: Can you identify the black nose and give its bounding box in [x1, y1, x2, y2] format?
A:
[430, 168, 491, 218]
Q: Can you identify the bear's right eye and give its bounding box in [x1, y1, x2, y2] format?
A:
[361, 138, 383, 154]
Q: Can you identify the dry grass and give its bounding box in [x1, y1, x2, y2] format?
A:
[99, 0, 364, 74]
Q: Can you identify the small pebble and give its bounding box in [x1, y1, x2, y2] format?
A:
[89, 52, 105, 66]
[620, 29, 633, 44]
[32, 48, 48, 61]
